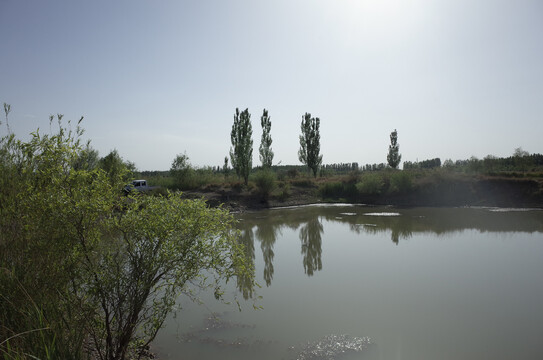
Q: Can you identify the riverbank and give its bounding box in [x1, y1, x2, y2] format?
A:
[181, 175, 543, 212]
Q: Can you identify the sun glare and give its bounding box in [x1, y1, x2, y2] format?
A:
[333, 0, 426, 41]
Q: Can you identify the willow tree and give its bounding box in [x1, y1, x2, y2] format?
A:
[230, 108, 253, 185]
[259, 108, 273, 169]
[298, 112, 322, 177]
[387, 129, 401, 169]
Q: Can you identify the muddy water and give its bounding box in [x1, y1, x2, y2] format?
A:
[154, 205, 543, 360]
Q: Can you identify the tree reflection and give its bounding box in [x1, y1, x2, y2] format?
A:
[237, 224, 255, 300]
[299, 217, 323, 276]
[235, 206, 543, 284]
[390, 227, 412, 245]
[255, 223, 279, 287]
[347, 216, 413, 245]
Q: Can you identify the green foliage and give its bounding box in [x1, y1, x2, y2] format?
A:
[223, 156, 229, 180]
[99, 149, 135, 184]
[287, 168, 299, 179]
[253, 169, 276, 200]
[291, 178, 314, 188]
[278, 181, 291, 201]
[230, 108, 253, 185]
[72, 142, 99, 170]
[319, 181, 357, 200]
[3, 103, 11, 134]
[388, 171, 413, 194]
[1, 121, 108, 359]
[319, 182, 344, 199]
[0, 116, 254, 360]
[356, 173, 385, 195]
[387, 129, 401, 169]
[89, 193, 250, 360]
[403, 158, 441, 170]
[298, 113, 323, 177]
[259, 109, 273, 169]
[170, 152, 196, 189]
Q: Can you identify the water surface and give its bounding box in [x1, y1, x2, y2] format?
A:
[154, 205, 543, 360]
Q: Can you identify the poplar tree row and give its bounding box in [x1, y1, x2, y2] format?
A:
[229, 109, 323, 184]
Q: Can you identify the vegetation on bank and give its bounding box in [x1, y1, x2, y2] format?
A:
[0, 114, 255, 360]
[156, 107, 542, 208]
[137, 155, 543, 209]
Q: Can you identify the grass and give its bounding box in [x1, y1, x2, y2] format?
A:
[134, 167, 543, 208]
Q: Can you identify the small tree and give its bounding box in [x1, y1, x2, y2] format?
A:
[99, 149, 135, 184]
[223, 156, 229, 180]
[259, 108, 273, 169]
[170, 152, 195, 189]
[387, 129, 401, 169]
[298, 112, 323, 177]
[513, 147, 529, 158]
[230, 108, 253, 185]
[73, 142, 99, 170]
[254, 169, 276, 201]
[3, 102, 11, 134]
[513, 147, 530, 172]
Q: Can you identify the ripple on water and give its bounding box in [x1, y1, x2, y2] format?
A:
[488, 207, 541, 212]
[363, 212, 400, 217]
[293, 334, 373, 360]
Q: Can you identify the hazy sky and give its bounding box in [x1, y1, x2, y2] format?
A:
[1, 0, 542, 171]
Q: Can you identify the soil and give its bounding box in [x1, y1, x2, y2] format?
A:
[182, 184, 321, 212]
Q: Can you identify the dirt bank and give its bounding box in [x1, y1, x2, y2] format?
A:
[182, 177, 543, 212]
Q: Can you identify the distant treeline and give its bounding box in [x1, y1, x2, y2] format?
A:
[138, 153, 543, 181]
[445, 153, 543, 173]
[403, 158, 442, 170]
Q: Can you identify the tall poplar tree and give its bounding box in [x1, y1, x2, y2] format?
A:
[387, 129, 401, 169]
[230, 108, 253, 185]
[259, 108, 273, 169]
[298, 112, 323, 177]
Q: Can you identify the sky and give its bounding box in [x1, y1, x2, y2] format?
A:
[1, 0, 542, 171]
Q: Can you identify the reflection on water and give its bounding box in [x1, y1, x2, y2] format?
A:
[255, 223, 278, 287]
[245, 205, 543, 286]
[299, 217, 323, 276]
[155, 205, 543, 360]
[237, 222, 255, 300]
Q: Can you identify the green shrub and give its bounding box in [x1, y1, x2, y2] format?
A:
[278, 182, 291, 201]
[287, 168, 299, 179]
[389, 171, 413, 194]
[253, 169, 276, 200]
[346, 171, 361, 184]
[0, 117, 255, 360]
[356, 173, 385, 195]
[291, 178, 313, 187]
[319, 182, 344, 198]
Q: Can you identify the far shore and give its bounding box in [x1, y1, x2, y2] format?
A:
[180, 175, 543, 213]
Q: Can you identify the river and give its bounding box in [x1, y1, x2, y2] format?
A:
[153, 205, 543, 360]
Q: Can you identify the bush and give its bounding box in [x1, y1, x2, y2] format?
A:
[278, 182, 291, 201]
[0, 119, 255, 360]
[389, 171, 413, 194]
[291, 178, 313, 187]
[319, 182, 344, 198]
[253, 169, 276, 200]
[356, 173, 385, 195]
[170, 153, 197, 189]
[287, 168, 299, 179]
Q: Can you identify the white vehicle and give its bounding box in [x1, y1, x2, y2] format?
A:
[125, 179, 150, 193]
